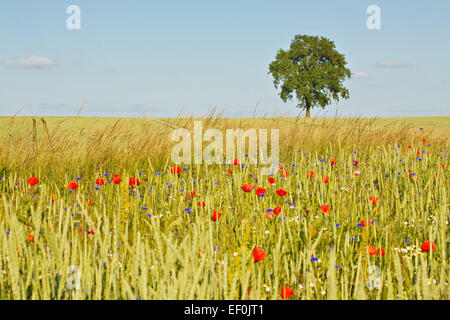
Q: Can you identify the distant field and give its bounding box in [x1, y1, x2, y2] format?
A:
[1, 116, 449, 135]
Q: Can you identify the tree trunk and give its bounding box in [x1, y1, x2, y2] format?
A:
[305, 105, 311, 118]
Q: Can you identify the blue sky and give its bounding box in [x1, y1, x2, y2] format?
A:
[0, 0, 449, 117]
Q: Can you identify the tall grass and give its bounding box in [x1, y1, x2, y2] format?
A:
[0, 115, 448, 299]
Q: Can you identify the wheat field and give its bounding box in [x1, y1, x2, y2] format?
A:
[0, 115, 448, 299]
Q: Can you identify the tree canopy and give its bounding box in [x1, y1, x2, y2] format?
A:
[268, 35, 351, 118]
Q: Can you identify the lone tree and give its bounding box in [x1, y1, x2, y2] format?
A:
[268, 35, 351, 118]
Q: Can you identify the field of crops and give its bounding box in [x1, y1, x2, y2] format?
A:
[0, 116, 448, 299]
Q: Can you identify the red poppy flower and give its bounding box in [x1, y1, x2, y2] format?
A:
[370, 196, 379, 205]
[253, 247, 266, 262]
[273, 206, 281, 216]
[241, 184, 254, 192]
[129, 177, 140, 186]
[198, 201, 206, 207]
[255, 187, 266, 196]
[28, 177, 39, 186]
[68, 182, 78, 190]
[170, 166, 182, 174]
[281, 287, 294, 299]
[408, 145, 412, 149]
[227, 169, 233, 175]
[276, 189, 287, 196]
[322, 176, 329, 183]
[361, 219, 370, 228]
[367, 246, 377, 256]
[306, 171, 314, 178]
[112, 175, 121, 184]
[417, 149, 420, 156]
[87, 200, 93, 205]
[420, 241, 436, 252]
[266, 211, 275, 218]
[330, 157, 336, 166]
[280, 171, 289, 178]
[378, 249, 385, 256]
[354, 171, 361, 176]
[353, 161, 359, 167]
[87, 229, 95, 235]
[51, 194, 56, 203]
[187, 190, 196, 200]
[320, 204, 330, 214]
[422, 138, 426, 143]
[232, 159, 240, 166]
[28, 234, 35, 242]
[268, 177, 275, 184]
[96, 178, 105, 185]
[441, 164, 445, 169]
[212, 210, 221, 222]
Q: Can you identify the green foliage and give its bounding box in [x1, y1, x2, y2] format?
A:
[0, 116, 448, 300]
[268, 35, 351, 117]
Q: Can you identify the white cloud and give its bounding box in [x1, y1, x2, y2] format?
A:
[5, 56, 56, 69]
[352, 71, 370, 79]
[376, 61, 414, 68]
